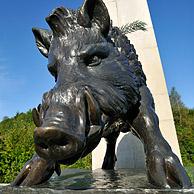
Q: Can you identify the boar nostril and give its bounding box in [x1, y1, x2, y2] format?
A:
[54, 139, 68, 146]
[34, 127, 70, 148]
[38, 142, 48, 149]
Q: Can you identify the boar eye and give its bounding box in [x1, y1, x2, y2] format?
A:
[85, 55, 102, 67]
[80, 43, 110, 67]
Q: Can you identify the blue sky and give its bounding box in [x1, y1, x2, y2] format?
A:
[0, 0, 193, 120]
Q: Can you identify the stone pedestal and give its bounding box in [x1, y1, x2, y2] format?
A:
[92, 0, 181, 170]
[1, 169, 193, 194]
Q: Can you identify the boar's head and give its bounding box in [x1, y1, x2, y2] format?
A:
[32, 0, 140, 164]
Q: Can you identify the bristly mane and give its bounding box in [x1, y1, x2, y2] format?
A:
[46, 7, 78, 36]
[108, 26, 147, 88]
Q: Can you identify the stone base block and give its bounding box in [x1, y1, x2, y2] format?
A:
[1, 169, 193, 194]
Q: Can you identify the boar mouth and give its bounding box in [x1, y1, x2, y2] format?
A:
[33, 87, 103, 163]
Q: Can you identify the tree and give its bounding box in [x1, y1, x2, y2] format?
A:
[169, 87, 194, 170]
[2, 116, 9, 121]
[169, 87, 184, 108]
[169, 87, 186, 126]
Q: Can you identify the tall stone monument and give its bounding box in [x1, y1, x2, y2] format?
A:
[92, 0, 181, 169]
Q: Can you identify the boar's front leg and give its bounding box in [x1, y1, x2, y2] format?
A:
[102, 131, 120, 170]
[11, 154, 61, 186]
[131, 86, 191, 188]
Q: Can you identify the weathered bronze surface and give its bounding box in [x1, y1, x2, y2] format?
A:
[12, 0, 191, 189]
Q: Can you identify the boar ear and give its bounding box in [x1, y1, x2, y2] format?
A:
[78, 0, 110, 36]
[32, 28, 52, 58]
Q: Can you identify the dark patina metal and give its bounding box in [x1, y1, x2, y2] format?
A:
[12, 0, 191, 188]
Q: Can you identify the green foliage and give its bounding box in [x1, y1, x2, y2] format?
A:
[185, 166, 194, 184]
[169, 87, 186, 125]
[120, 20, 147, 35]
[176, 126, 194, 166]
[0, 111, 91, 183]
[62, 154, 92, 170]
[169, 87, 194, 168]
[0, 111, 35, 183]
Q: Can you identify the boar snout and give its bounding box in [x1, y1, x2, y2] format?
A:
[33, 87, 103, 163]
[34, 126, 85, 162]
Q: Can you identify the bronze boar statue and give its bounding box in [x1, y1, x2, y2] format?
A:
[12, 0, 191, 188]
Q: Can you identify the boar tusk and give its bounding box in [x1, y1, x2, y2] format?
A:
[84, 87, 104, 139]
[84, 87, 101, 126]
[32, 107, 42, 127]
[55, 162, 61, 176]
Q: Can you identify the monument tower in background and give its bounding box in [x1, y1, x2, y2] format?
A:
[92, 0, 181, 169]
